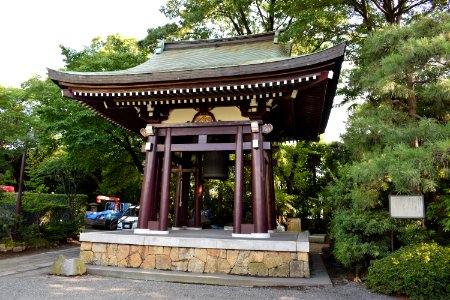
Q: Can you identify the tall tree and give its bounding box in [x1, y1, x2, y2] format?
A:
[161, 0, 290, 36]
[143, 0, 444, 54]
[347, 12, 449, 120]
[0, 86, 35, 186]
[326, 13, 450, 279]
[23, 34, 150, 200]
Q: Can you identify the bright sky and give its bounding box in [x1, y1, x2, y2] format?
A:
[0, 0, 348, 141]
[0, 0, 170, 88]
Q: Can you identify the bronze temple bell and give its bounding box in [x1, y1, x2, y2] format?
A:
[203, 151, 229, 180]
[193, 108, 229, 180]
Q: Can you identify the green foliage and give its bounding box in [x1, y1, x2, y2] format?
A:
[19, 34, 149, 199]
[427, 189, 450, 232]
[327, 13, 449, 276]
[0, 192, 87, 245]
[0, 86, 31, 149]
[60, 34, 150, 72]
[331, 209, 396, 270]
[327, 104, 449, 273]
[273, 141, 347, 232]
[347, 12, 450, 120]
[161, 0, 289, 38]
[283, 0, 352, 53]
[149, 0, 443, 58]
[365, 243, 450, 299]
[0, 191, 16, 243]
[0, 86, 36, 183]
[344, 105, 450, 194]
[396, 222, 431, 246]
[139, 23, 180, 50]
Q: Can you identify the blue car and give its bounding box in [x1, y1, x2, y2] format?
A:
[84, 202, 131, 230]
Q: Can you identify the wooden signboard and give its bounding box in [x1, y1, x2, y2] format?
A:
[389, 195, 425, 219]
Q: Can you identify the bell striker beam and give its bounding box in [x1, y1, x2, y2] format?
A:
[173, 165, 182, 228]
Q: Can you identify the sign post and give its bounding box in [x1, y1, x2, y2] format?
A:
[389, 195, 425, 251]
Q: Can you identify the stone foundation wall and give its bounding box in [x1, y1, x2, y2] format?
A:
[80, 242, 310, 278]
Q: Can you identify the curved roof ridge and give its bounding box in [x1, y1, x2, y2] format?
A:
[164, 31, 277, 50]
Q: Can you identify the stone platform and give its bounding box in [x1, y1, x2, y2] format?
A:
[79, 229, 310, 278]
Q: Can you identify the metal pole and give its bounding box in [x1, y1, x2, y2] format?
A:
[15, 151, 26, 216]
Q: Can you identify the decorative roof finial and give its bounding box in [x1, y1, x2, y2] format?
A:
[273, 30, 280, 44]
[154, 39, 165, 54]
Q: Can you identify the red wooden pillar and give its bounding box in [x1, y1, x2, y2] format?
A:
[151, 155, 162, 221]
[159, 128, 172, 232]
[233, 125, 244, 234]
[265, 148, 276, 230]
[251, 124, 268, 234]
[193, 154, 203, 228]
[137, 131, 158, 229]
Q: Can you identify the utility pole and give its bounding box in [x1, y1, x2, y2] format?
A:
[13, 151, 26, 239]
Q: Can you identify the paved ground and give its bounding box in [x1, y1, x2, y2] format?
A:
[0, 243, 396, 300]
[0, 245, 80, 276]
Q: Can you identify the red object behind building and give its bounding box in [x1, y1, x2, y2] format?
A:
[96, 195, 120, 203]
[0, 185, 15, 193]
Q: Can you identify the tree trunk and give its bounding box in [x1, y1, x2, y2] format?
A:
[406, 72, 418, 118]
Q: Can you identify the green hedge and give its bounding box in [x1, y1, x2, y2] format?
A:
[0, 192, 87, 245]
[365, 242, 450, 300]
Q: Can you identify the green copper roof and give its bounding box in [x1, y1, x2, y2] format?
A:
[61, 32, 291, 76]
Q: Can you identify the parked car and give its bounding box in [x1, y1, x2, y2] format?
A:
[85, 209, 123, 230]
[84, 196, 131, 230]
[117, 206, 139, 230]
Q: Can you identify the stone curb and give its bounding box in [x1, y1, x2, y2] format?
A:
[86, 253, 332, 288]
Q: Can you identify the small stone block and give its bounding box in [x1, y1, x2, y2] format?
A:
[287, 218, 301, 232]
[248, 262, 268, 276]
[289, 260, 304, 277]
[50, 255, 86, 276]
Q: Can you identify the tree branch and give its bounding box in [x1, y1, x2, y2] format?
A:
[255, 0, 268, 30]
[224, 12, 244, 35]
[371, 0, 388, 15]
[390, 100, 422, 120]
[104, 129, 144, 174]
[237, 6, 252, 34]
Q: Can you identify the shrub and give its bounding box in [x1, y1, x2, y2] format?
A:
[0, 192, 87, 245]
[396, 222, 431, 246]
[365, 242, 450, 299]
[330, 209, 396, 276]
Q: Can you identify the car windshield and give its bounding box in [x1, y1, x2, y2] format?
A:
[123, 207, 139, 217]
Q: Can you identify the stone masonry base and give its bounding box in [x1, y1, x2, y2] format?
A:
[80, 242, 310, 278]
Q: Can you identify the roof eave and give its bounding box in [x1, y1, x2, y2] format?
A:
[48, 42, 346, 87]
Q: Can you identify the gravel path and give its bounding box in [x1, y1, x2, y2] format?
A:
[0, 268, 395, 300]
[0, 244, 396, 300]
